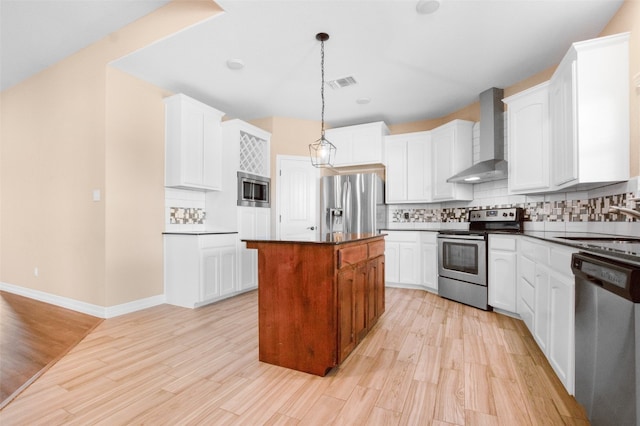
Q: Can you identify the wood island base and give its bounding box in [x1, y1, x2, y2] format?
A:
[245, 234, 385, 376]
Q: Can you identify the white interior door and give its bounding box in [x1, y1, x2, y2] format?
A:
[276, 155, 319, 241]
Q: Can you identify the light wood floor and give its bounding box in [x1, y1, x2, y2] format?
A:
[0, 288, 588, 425]
[0, 291, 102, 409]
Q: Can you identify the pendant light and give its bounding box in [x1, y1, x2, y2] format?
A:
[309, 32, 336, 168]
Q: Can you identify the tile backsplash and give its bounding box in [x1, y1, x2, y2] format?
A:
[169, 207, 206, 225]
[387, 177, 639, 235]
[165, 188, 206, 232]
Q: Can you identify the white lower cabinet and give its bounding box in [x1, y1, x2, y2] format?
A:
[385, 231, 437, 292]
[384, 231, 420, 286]
[420, 232, 438, 292]
[547, 245, 577, 394]
[201, 246, 237, 299]
[165, 233, 238, 308]
[488, 235, 517, 312]
[238, 206, 270, 291]
[516, 236, 577, 394]
[384, 242, 400, 283]
[533, 262, 550, 354]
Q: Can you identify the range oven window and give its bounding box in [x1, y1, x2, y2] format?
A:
[441, 241, 478, 274]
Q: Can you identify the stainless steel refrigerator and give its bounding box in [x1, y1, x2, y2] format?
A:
[321, 173, 386, 235]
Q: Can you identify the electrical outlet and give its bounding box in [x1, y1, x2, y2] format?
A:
[34, 267, 38, 277]
[403, 212, 410, 220]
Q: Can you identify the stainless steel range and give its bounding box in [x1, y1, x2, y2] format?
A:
[437, 207, 523, 310]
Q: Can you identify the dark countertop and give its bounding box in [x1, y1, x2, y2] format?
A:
[384, 226, 640, 264]
[521, 231, 640, 265]
[243, 232, 386, 246]
[163, 231, 238, 235]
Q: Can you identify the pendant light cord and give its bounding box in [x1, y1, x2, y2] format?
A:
[320, 37, 326, 139]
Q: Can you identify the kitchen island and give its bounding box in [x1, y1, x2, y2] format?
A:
[244, 233, 385, 376]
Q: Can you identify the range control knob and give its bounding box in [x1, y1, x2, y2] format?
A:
[503, 212, 508, 217]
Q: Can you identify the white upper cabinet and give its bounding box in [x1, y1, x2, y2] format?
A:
[504, 81, 551, 194]
[164, 94, 225, 191]
[206, 119, 271, 231]
[550, 32, 629, 189]
[385, 131, 431, 203]
[430, 120, 474, 201]
[505, 33, 630, 195]
[325, 121, 389, 167]
[223, 119, 271, 178]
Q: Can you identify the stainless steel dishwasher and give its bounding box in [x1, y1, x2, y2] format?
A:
[572, 252, 640, 426]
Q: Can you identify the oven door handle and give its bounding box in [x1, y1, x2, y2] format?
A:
[437, 234, 485, 241]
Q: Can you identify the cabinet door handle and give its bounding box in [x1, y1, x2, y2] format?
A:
[307, 226, 316, 230]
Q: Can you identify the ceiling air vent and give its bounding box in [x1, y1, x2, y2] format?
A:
[326, 76, 357, 90]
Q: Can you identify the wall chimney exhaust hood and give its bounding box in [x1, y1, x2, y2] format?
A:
[447, 87, 506, 183]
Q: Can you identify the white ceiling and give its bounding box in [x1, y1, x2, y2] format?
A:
[2, 0, 624, 128]
[0, 0, 171, 91]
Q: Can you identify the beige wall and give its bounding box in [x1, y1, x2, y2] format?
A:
[0, 0, 222, 307]
[105, 69, 170, 306]
[249, 116, 320, 235]
[1, 38, 108, 304]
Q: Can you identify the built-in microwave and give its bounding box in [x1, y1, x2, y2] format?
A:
[237, 171, 270, 208]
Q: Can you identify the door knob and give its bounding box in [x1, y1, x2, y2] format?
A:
[307, 226, 316, 230]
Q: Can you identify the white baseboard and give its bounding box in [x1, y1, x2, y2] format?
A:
[104, 294, 166, 318]
[0, 282, 165, 319]
[385, 282, 437, 294]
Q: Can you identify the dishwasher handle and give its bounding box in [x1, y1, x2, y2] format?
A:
[571, 252, 640, 302]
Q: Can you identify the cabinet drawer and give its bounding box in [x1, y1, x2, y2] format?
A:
[518, 297, 534, 333]
[519, 276, 535, 310]
[199, 233, 238, 249]
[519, 238, 537, 259]
[384, 231, 419, 243]
[420, 231, 438, 244]
[519, 255, 535, 284]
[549, 246, 576, 276]
[533, 244, 550, 264]
[338, 244, 368, 269]
[490, 236, 516, 251]
[368, 240, 385, 258]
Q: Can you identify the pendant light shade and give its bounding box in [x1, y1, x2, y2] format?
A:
[309, 32, 336, 168]
[309, 135, 336, 167]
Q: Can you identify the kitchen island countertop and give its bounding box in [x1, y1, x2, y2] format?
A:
[242, 232, 386, 245]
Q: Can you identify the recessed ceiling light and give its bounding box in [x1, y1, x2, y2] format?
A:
[416, 0, 441, 14]
[356, 97, 371, 105]
[226, 58, 244, 70]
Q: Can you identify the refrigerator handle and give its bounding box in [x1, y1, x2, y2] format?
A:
[343, 180, 350, 234]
